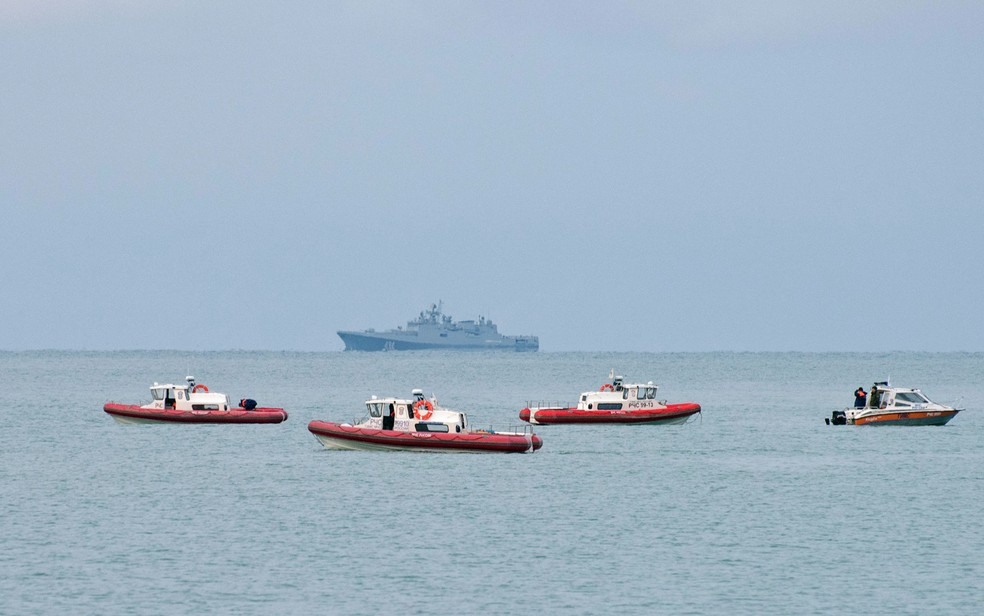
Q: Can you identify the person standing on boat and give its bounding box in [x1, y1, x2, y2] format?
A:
[854, 387, 867, 408]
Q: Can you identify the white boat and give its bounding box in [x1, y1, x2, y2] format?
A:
[826, 381, 960, 426]
[308, 389, 542, 453]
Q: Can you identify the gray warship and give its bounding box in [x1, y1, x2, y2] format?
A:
[337, 303, 538, 351]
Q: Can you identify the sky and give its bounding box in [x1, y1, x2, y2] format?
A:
[1, 1, 982, 352]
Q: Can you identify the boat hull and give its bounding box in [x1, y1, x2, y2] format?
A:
[308, 421, 542, 453]
[103, 403, 288, 424]
[337, 331, 538, 352]
[520, 403, 701, 425]
[852, 409, 960, 426]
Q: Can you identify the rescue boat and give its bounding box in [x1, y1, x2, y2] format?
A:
[308, 389, 542, 453]
[103, 376, 288, 424]
[826, 381, 960, 426]
[520, 373, 701, 425]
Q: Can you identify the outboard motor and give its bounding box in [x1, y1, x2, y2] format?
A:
[240, 398, 257, 410]
[826, 410, 847, 425]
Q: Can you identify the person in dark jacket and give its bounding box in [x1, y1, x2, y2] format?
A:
[854, 387, 867, 408]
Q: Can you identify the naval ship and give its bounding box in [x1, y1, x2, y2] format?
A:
[337, 303, 539, 351]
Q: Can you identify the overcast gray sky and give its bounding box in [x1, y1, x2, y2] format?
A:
[2, 1, 982, 351]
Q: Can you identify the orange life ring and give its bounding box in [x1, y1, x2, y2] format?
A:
[600, 383, 614, 392]
[192, 384, 209, 393]
[414, 399, 434, 420]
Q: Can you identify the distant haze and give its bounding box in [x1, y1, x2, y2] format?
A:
[2, 2, 982, 351]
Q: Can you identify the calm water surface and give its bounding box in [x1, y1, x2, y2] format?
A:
[1, 352, 981, 614]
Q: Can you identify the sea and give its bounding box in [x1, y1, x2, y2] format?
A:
[1, 351, 981, 615]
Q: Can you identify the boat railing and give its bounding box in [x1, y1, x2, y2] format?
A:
[477, 423, 539, 436]
[525, 400, 573, 410]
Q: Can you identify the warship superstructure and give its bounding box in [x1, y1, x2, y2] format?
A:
[337, 303, 538, 352]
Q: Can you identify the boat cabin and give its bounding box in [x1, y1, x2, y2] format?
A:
[867, 382, 933, 411]
[147, 377, 231, 411]
[577, 377, 663, 411]
[362, 389, 468, 433]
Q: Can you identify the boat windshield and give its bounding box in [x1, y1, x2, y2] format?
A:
[151, 387, 166, 401]
[636, 387, 658, 400]
[367, 403, 383, 417]
[895, 391, 929, 404]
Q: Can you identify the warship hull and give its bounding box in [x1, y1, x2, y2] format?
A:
[337, 331, 538, 352]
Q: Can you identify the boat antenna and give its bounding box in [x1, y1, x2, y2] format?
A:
[609, 368, 614, 379]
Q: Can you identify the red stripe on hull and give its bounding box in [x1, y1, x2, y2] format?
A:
[307, 421, 542, 453]
[853, 410, 959, 426]
[103, 403, 288, 424]
[520, 403, 700, 425]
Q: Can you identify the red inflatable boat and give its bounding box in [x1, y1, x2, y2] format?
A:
[520, 373, 701, 425]
[104, 377, 288, 424]
[309, 389, 542, 453]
